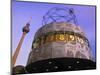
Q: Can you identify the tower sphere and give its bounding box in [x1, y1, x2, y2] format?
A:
[22, 23, 30, 33]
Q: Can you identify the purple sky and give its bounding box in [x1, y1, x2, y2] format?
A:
[12, 1, 96, 66]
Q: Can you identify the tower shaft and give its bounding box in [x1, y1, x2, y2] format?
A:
[12, 32, 26, 66]
[12, 22, 30, 67]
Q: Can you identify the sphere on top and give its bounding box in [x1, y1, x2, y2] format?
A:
[22, 23, 30, 33]
[42, 7, 78, 25]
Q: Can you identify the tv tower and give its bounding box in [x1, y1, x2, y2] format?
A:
[12, 17, 32, 67]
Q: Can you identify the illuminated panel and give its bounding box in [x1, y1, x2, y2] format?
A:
[55, 34, 66, 41]
[59, 34, 65, 41]
[69, 35, 75, 41]
[55, 34, 60, 41]
[32, 31, 89, 49]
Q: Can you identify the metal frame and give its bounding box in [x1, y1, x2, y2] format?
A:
[42, 7, 78, 25]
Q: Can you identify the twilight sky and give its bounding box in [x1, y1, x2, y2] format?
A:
[12, 1, 96, 66]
